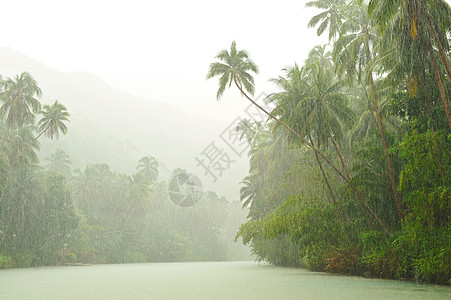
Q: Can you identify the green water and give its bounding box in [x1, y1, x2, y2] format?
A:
[0, 261, 449, 299]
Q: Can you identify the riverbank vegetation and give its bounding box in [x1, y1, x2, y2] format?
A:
[0, 72, 249, 268]
[208, 0, 450, 285]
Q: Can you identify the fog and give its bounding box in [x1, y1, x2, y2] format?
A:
[0, 0, 324, 199]
[2, 0, 450, 298]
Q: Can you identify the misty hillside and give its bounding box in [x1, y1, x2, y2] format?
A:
[0, 47, 248, 199]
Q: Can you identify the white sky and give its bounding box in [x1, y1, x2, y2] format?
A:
[1, 0, 326, 121]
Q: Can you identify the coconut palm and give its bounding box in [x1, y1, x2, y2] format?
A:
[368, 0, 451, 130]
[6, 127, 40, 169]
[0, 72, 42, 130]
[45, 149, 72, 175]
[208, 41, 391, 233]
[125, 174, 152, 216]
[136, 156, 159, 183]
[235, 119, 271, 157]
[207, 41, 323, 159]
[306, 0, 347, 42]
[36, 100, 70, 140]
[368, 0, 451, 79]
[239, 175, 255, 209]
[333, 2, 404, 221]
[268, 62, 355, 223]
[207, 40, 259, 100]
[305, 44, 334, 69]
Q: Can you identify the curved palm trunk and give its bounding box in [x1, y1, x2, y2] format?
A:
[329, 133, 351, 180]
[233, 78, 391, 235]
[35, 124, 50, 140]
[426, 14, 451, 82]
[0, 127, 11, 154]
[368, 72, 404, 221]
[428, 42, 451, 131]
[309, 135, 345, 223]
[364, 38, 404, 221]
[329, 132, 372, 225]
[420, 64, 432, 118]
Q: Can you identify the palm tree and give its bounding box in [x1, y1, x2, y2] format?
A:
[306, 0, 347, 42]
[136, 156, 159, 183]
[0, 72, 42, 130]
[239, 175, 255, 209]
[36, 100, 70, 140]
[368, 0, 451, 131]
[208, 41, 391, 234]
[6, 126, 40, 169]
[235, 119, 271, 156]
[125, 174, 152, 216]
[305, 45, 334, 69]
[207, 40, 259, 100]
[45, 149, 72, 175]
[268, 62, 355, 223]
[333, 3, 404, 221]
[369, 0, 451, 80]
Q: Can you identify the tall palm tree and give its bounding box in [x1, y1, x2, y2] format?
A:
[333, 2, 404, 221]
[208, 41, 391, 234]
[306, 0, 347, 42]
[304, 45, 334, 69]
[235, 119, 271, 156]
[369, 0, 451, 80]
[36, 100, 70, 140]
[136, 156, 159, 183]
[45, 149, 72, 175]
[239, 175, 255, 209]
[207, 40, 259, 100]
[0, 72, 42, 130]
[268, 62, 355, 223]
[6, 127, 40, 169]
[368, 0, 451, 131]
[125, 174, 152, 216]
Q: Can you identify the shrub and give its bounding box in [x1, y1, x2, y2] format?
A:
[0, 254, 13, 269]
[65, 253, 77, 264]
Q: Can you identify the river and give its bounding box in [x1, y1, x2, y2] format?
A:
[0, 261, 449, 299]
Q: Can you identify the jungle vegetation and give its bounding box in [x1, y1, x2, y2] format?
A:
[0, 72, 249, 269]
[207, 0, 451, 284]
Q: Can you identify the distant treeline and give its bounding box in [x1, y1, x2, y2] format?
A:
[0, 72, 249, 269]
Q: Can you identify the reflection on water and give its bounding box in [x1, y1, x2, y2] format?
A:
[0, 261, 449, 299]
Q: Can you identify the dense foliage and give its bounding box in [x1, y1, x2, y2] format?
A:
[208, 0, 450, 284]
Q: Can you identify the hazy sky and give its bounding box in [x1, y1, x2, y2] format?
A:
[2, 0, 326, 121]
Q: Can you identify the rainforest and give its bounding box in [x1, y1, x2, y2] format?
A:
[0, 0, 450, 293]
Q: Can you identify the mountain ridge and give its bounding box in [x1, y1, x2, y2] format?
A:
[0, 47, 247, 200]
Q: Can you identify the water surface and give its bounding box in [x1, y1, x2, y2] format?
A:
[0, 261, 449, 299]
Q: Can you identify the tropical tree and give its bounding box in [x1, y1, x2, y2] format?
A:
[333, 2, 404, 221]
[304, 44, 334, 69]
[368, 0, 451, 130]
[0, 72, 42, 130]
[45, 149, 72, 175]
[206, 40, 259, 100]
[208, 41, 390, 234]
[306, 0, 347, 42]
[239, 175, 255, 209]
[125, 174, 152, 216]
[36, 100, 70, 140]
[268, 61, 356, 223]
[207, 42, 335, 175]
[6, 126, 40, 170]
[136, 156, 159, 183]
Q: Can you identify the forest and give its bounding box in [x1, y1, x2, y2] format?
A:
[0, 71, 249, 268]
[207, 0, 451, 284]
[0, 0, 450, 287]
